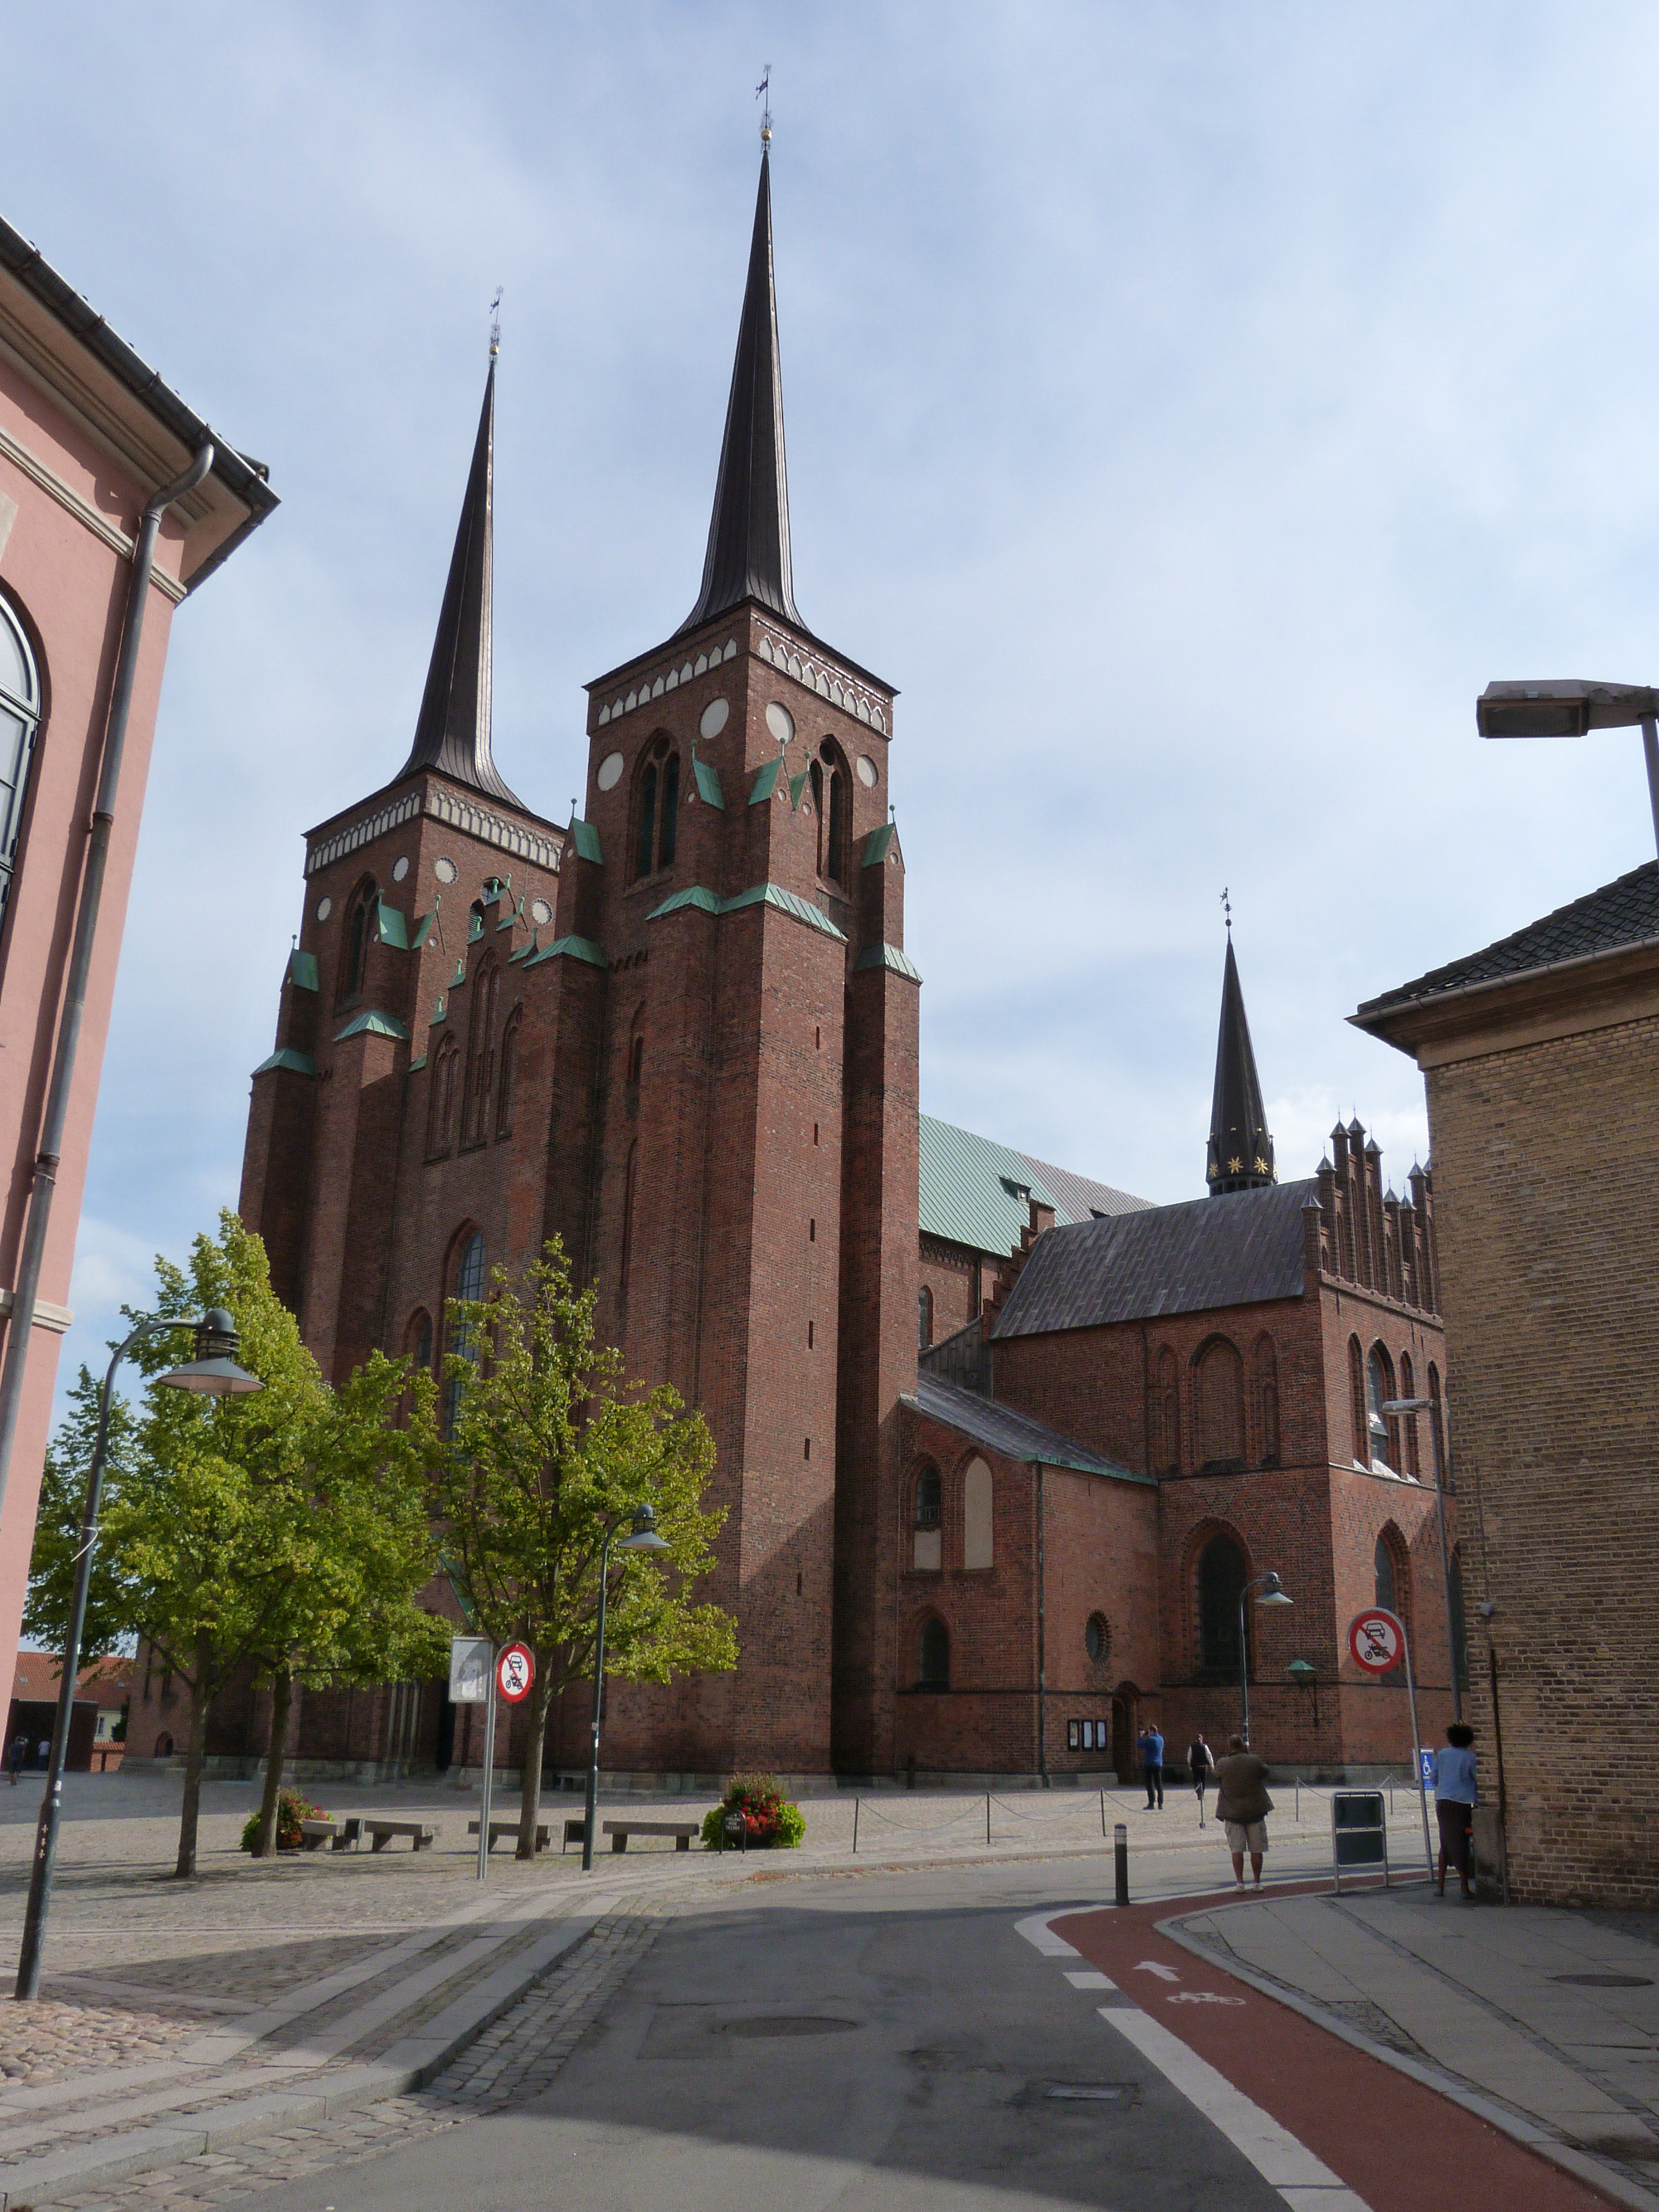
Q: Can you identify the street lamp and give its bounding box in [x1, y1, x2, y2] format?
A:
[1238, 1571, 1293, 1747]
[1476, 680, 1659, 856]
[1380, 1394, 1461, 1722]
[581, 1503, 672, 1873]
[17, 1308, 262, 1999]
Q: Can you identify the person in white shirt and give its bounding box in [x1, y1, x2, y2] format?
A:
[1434, 1722, 1478, 1899]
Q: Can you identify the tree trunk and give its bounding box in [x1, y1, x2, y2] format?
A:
[255, 1669, 293, 1858]
[173, 1631, 214, 1878]
[517, 1664, 555, 1859]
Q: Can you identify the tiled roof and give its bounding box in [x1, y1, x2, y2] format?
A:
[919, 1115, 1150, 1260]
[9, 1649, 135, 1706]
[992, 1179, 1316, 1338]
[904, 1373, 1151, 1484]
[1358, 861, 1659, 1017]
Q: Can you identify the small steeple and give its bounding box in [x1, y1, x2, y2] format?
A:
[677, 148, 801, 636]
[1206, 928, 1277, 1196]
[391, 355, 523, 807]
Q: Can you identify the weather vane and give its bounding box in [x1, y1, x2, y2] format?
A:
[757, 64, 772, 144]
[489, 288, 503, 359]
[1220, 886, 1232, 933]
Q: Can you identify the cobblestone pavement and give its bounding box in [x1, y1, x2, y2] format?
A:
[34, 1903, 666, 2212]
[0, 1997, 197, 2083]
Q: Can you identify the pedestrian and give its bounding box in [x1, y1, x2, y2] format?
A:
[1188, 1732, 1214, 1825]
[1214, 1732, 1273, 1888]
[1137, 1722, 1165, 1810]
[7, 1731, 27, 1785]
[1433, 1721, 1477, 1900]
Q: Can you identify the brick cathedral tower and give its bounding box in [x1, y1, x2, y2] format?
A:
[240, 150, 919, 1778]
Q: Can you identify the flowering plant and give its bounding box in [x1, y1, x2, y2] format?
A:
[700, 1772, 805, 1851]
[240, 1786, 325, 1853]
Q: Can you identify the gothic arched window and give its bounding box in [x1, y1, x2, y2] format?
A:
[814, 739, 850, 886]
[633, 738, 680, 878]
[426, 1035, 460, 1157]
[658, 750, 680, 868]
[445, 1230, 486, 1435]
[1428, 1361, 1447, 1487]
[1193, 1337, 1244, 1471]
[338, 877, 377, 1007]
[1349, 1337, 1368, 1465]
[962, 1457, 993, 1570]
[496, 1006, 522, 1137]
[918, 1285, 933, 1350]
[1374, 1528, 1401, 1617]
[1197, 1532, 1248, 1676]
[0, 590, 41, 932]
[462, 959, 499, 1147]
[1367, 1343, 1396, 1470]
[1253, 1335, 1280, 1468]
[1399, 1352, 1420, 1479]
[1155, 1347, 1180, 1475]
[912, 1462, 941, 1571]
[919, 1618, 949, 1688]
[634, 757, 658, 878]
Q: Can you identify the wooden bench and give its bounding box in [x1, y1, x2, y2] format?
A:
[467, 1817, 551, 1854]
[601, 1820, 699, 1854]
[362, 1819, 437, 1854]
[299, 1816, 363, 1853]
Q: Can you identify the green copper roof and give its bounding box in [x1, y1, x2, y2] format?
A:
[407, 1054, 427, 1072]
[289, 950, 319, 992]
[863, 821, 896, 868]
[649, 884, 721, 920]
[693, 756, 725, 808]
[374, 901, 410, 950]
[333, 1008, 410, 1043]
[749, 757, 784, 805]
[430, 994, 447, 1025]
[854, 942, 921, 982]
[920, 1116, 1060, 1255]
[411, 912, 435, 949]
[251, 1047, 316, 1078]
[571, 818, 602, 864]
[788, 769, 809, 811]
[523, 933, 607, 970]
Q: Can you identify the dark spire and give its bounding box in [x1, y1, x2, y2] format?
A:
[1206, 933, 1277, 1196]
[391, 358, 523, 807]
[677, 149, 801, 636]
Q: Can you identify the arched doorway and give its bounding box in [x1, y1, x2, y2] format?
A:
[1111, 1683, 1140, 1784]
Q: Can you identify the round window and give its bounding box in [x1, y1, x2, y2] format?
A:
[392, 855, 410, 882]
[765, 701, 794, 744]
[315, 896, 333, 922]
[433, 856, 457, 884]
[596, 750, 625, 791]
[1085, 1613, 1111, 1666]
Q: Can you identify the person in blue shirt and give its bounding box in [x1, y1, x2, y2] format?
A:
[1433, 1722, 1478, 1898]
[1137, 1723, 1165, 1810]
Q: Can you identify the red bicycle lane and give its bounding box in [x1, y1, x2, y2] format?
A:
[1050, 1880, 1628, 2212]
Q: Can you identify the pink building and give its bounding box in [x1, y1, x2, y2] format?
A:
[0, 217, 275, 1716]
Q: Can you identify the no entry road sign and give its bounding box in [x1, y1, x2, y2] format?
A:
[1348, 1608, 1404, 1674]
[496, 1642, 536, 1704]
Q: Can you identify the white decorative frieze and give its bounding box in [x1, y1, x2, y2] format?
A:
[305, 786, 562, 875]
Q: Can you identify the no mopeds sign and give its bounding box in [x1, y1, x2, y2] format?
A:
[1348, 1608, 1404, 1674]
[495, 1643, 535, 1703]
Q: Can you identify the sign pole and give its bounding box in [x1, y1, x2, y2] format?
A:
[1399, 1620, 1434, 1880]
[477, 1651, 498, 1885]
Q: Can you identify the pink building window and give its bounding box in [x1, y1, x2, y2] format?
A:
[0, 595, 41, 929]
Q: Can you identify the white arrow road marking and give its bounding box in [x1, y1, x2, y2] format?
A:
[1133, 1960, 1181, 1981]
[1099, 2005, 1373, 2210]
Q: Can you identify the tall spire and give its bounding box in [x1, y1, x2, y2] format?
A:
[391, 358, 523, 806]
[677, 149, 801, 636]
[1206, 931, 1277, 1195]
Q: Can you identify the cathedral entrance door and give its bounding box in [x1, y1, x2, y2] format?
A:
[1111, 1691, 1136, 1785]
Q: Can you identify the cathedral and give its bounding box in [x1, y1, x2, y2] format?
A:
[133, 152, 1461, 1786]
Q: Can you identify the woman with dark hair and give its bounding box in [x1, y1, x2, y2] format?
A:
[1434, 1722, 1478, 1899]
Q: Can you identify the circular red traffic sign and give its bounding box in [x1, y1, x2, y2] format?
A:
[495, 1642, 535, 1703]
[1348, 1608, 1404, 1674]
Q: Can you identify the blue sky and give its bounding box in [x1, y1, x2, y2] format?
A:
[8, 3, 1659, 1401]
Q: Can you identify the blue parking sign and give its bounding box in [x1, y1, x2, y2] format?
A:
[1419, 1748, 1437, 1791]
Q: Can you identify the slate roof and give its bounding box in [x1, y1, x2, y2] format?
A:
[904, 1374, 1151, 1484]
[991, 1178, 1317, 1339]
[920, 1116, 1150, 1260]
[389, 360, 523, 809]
[677, 150, 801, 636]
[1357, 860, 1659, 1017]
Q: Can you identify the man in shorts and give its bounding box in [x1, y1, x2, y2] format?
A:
[1214, 1732, 1273, 1888]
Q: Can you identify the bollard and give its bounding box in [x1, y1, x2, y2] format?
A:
[1114, 1821, 1130, 1907]
[1296, 1775, 1301, 1825]
[1099, 1787, 1107, 1839]
[852, 1797, 859, 1855]
[986, 1794, 991, 1846]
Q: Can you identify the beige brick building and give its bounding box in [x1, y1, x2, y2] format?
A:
[1355, 860, 1659, 1907]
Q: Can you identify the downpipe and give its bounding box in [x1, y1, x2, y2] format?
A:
[0, 443, 213, 1523]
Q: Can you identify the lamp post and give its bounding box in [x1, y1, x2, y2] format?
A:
[16, 1308, 262, 1999]
[1476, 679, 1659, 857]
[1238, 1571, 1294, 1747]
[580, 1504, 671, 1873]
[1380, 1394, 1461, 1722]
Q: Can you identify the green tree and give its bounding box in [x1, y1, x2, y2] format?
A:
[27, 1213, 445, 1875]
[434, 1240, 737, 1857]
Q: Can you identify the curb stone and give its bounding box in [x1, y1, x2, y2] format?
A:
[1157, 1907, 1659, 2212]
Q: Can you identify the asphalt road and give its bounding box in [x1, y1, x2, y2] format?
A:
[263, 1852, 1305, 2212]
